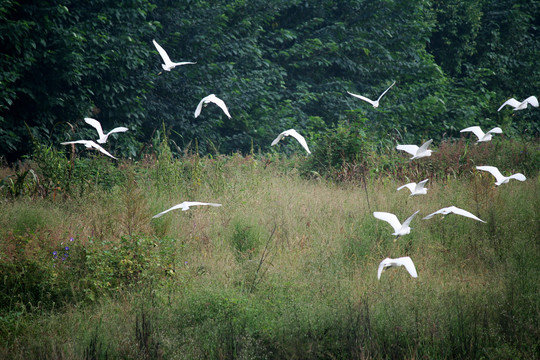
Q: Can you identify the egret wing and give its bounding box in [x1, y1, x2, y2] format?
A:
[508, 173, 526, 182]
[152, 203, 187, 218]
[396, 145, 419, 156]
[347, 91, 377, 107]
[448, 206, 486, 223]
[417, 139, 433, 154]
[460, 126, 485, 140]
[415, 179, 429, 192]
[497, 98, 521, 111]
[89, 142, 117, 160]
[376, 81, 396, 102]
[373, 212, 402, 233]
[84, 118, 105, 139]
[153, 39, 173, 65]
[486, 127, 503, 135]
[423, 208, 447, 220]
[401, 210, 420, 228]
[194, 96, 208, 118]
[523, 95, 539, 107]
[271, 131, 286, 146]
[209, 96, 232, 118]
[106, 127, 129, 136]
[397, 183, 416, 193]
[476, 166, 505, 183]
[287, 129, 311, 154]
[377, 258, 391, 279]
[397, 257, 418, 278]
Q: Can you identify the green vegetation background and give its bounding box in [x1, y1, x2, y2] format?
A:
[1, 0, 539, 161]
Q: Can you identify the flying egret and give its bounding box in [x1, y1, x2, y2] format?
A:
[373, 210, 420, 238]
[423, 206, 485, 223]
[271, 129, 311, 154]
[497, 96, 538, 111]
[152, 201, 222, 218]
[194, 94, 231, 119]
[61, 140, 117, 160]
[84, 117, 129, 144]
[397, 179, 429, 196]
[460, 126, 502, 143]
[347, 81, 396, 108]
[476, 166, 526, 186]
[396, 139, 433, 160]
[377, 257, 418, 280]
[152, 39, 196, 72]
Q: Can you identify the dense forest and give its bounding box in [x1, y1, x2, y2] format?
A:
[1, 0, 539, 162]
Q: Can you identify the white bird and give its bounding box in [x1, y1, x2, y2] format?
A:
[194, 94, 231, 119]
[378, 257, 418, 280]
[497, 96, 538, 111]
[153, 39, 196, 72]
[61, 140, 117, 160]
[373, 210, 420, 238]
[396, 139, 433, 160]
[476, 166, 526, 186]
[152, 201, 222, 218]
[460, 126, 502, 143]
[397, 179, 429, 196]
[423, 206, 485, 223]
[347, 81, 396, 108]
[271, 129, 311, 154]
[84, 117, 129, 144]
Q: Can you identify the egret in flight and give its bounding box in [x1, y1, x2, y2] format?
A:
[476, 166, 526, 186]
[396, 139, 433, 160]
[373, 210, 420, 239]
[84, 117, 128, 144]
[423, 206, 485, 223]
[347, 81, 396, 108]
[271, 129, 311, 154]
[152, 201, 222, 218]
[153, 39, 196, 72]
[194, 94, 231, 119]
[61, 140, 117, 160]
[460, 126, 502, 143]
[378, 257, 418, 279]
[497, 96, 538, 111]
[397, 179, 429, 196]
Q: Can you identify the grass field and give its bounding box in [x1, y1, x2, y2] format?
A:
[0, 139, 539, 359]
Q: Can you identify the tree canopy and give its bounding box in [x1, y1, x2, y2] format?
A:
[1, 0, 538, 161]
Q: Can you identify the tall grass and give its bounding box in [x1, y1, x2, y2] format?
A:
[0, 139, 538, 359]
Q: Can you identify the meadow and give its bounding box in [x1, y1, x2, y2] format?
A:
[0, 138, 538, 359]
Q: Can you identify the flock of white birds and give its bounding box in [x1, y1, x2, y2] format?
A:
[60, 39, 534, 280]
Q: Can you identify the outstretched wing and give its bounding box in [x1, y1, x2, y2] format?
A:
[415, 179, 429, 192]
[417, 139, 433, 154]
[396, 257, 418, 278]
[523, 95, 539, 107]
[184, 201, 222, 209]
[88, 141, 117, 160]
[373, 212, 402, 233]
[84, 117, 105, 139]
[423, 207, 448, 220]
[347, 91, 377, 107]
[287, 129, 311, 154]
[397, 182, 416, 193]
[497, 98, 521, 111]
[271, 131, 287, 146]
[396, 145, 419, 156]
[486, 127, 503, 135]
[448, 206, 486, 223]
[476, 166, 505, 183]
[377, 258, 391, 279]
[106, 127, 129, 136]
[152, 203, 187, 218]
[194, 95, 210, 118]
[153, 39, 172, 65]
[460, 126, 485, 140]
[401, 210, 420, 228]
[376, 81, 396, 102]
[209, 95, 232, 118]
[508, 173, 526, 182]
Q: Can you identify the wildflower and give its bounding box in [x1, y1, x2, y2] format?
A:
[61, 257, 66, 261]
[70, 237, 74, 242]
[65, 246, 69, 251]
[53, 251, 57, 256]
[64, 253, 69, 257]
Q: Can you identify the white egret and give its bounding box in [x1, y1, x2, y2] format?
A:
[373, 210, 419, 238]
[84, 117, 129, 144]
[271, 129, 311, 154]
[152, 39, 196, 72]
[460, 126, 502, 143]
[152, 201, 222, 218]
[497, 96, 538, 111]
[194, 94, 231, 119]
[396, 139, 433, 160]
[423, 206, 485, 223]
[61, 140, 117, 160]
[476, 166, 526, 186]
[397, 179, 429, 196]
[347, 81, 396, 108]
[378, 257, 418, 280]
